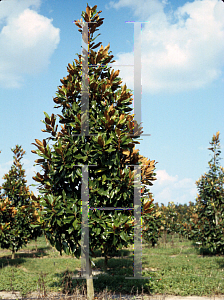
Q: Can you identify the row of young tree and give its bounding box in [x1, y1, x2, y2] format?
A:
[0, 130, 223, 296]
[0, 3, 223, 299]
[150, 131, 224, 255]
[0, 131, 223, 296]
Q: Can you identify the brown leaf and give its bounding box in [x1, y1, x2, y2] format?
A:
[108, 104, 114, 113]
[55, 148, 63, 155]
[91, 42, 102, 50]
[144, 202, 151, 211]
[84, 12, 90, 22]
[109, 119, 114, 126]
[115, 128, 121, 136]
[92, 5, 97, 12]
[114, 69, 120, 77]
[35, 159, 45, 164]
[128, 120, 134, 131]
[102, 43, 110, 57]
[119, 114, 125, 122]
[122, 84, 127, 93]
[45, 117, 51, 125]
[86, 4, 91, 17]
[124, 223, 130, 230]
[30, 192, 37, 201]
[53, 97, 61, 104]
[101, 82, 106, 93]
[46, 124, 52, 131]
[104, 110, 110, 122]
[98, 136, 104, 147]
[35, 139, 43, 147]
[74, 21, 82, 29]
[143, 208, 153, 215]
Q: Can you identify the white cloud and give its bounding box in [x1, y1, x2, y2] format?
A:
[0, 0, 60, 88]
[0, 0, 41, 21]
[147, 169, 197, 206]
[107, 0, 224, 93]
[155, 169, 178, 185]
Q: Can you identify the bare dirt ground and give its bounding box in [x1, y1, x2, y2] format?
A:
[0, 291, 224, 300]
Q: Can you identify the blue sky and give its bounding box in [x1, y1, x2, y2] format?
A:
[0, 0, 223, 208]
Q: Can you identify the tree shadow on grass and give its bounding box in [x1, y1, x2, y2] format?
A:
[49, 250, 155, 297]
[190, 240, 224, 258]
[0, 246, 52, 268]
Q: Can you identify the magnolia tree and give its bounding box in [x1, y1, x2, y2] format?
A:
[0, 145, 42, 259]
[192, 132, 224, 255]
[31, 4, 157, 299]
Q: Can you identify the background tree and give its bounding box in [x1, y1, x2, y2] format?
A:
[191, 132, 224, 255]
[141, 193, 163, 248]
[31, 4, 157, 299]
[0, 145, 42, 259]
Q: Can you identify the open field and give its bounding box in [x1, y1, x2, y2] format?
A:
[0, 231, 223, 299]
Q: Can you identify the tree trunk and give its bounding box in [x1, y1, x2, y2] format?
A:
[12, 251, 15, 259]
[44, 234, 49, 246]
[104, 254, 108, 272]
[86, 257, 94, 300]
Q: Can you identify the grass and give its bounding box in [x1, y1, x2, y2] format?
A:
[0, 231, 223, 299]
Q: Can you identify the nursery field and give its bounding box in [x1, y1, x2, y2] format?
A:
[0, 231, 223, 299]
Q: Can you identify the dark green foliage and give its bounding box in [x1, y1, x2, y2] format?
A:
[173, 202, 198, 241]
[0, 145, 42, 256]
[31, 4, 157, 277]
[142, 195, 163, 247]
[192, 132, 224, 255]
[163, 133, 224, 255]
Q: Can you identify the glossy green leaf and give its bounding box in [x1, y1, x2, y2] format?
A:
[73, 219, 79, 230]
[26, 3, 161, 263]
[74, 154, 84, 160]
[120, 231, 127, 241]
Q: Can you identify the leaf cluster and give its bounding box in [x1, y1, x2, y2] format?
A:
[31, 4, 158, 262]
[0, 146, 42, 254]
